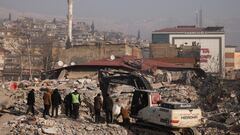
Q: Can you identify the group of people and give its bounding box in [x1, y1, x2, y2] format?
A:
[94, 93, 130, 126]
[94, 93, 114, 123]
[26, 88, 129, 125]
[42, 88, 62, 118]
[64, 90, 81, 119]
[26, 88, 81, 120]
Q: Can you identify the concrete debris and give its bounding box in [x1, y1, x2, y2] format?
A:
[157, 85, 199, 103]
[152, 72, 240, 135]
[0, 76, 129, 135]
[0, 71, 239, 135]
[85, 126, 94, 131]
[42, 127, 58, 134]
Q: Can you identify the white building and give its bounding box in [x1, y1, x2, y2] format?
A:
[152, 26, 225, 76]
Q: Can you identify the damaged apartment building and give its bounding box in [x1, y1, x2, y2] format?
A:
[0, 20, 56, 81]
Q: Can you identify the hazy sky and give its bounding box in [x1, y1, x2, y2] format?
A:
[0, 0, 240, 44]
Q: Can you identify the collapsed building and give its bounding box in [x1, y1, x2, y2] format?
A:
[0, 52, 239, 135]
[0, 64, 240, 135]
[44, 55, 203, 80]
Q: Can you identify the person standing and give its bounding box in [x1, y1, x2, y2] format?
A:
[51, 89, 62, 118]
[26, 89, 35, 116]
[94, 93, 102, 123]
[64, 91, 73, 117]
[103, 94, 113, 123]
[120, 107, 130, 126]
[43, 88, 51, 118]
[116, 106, 130, 127]
[71, 89, 81, 119]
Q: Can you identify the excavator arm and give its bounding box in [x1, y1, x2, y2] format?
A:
[98, 69, 153, 98]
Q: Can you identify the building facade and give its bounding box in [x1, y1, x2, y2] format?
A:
[149, 43, 177, 58]
[0, 48, 9, 81]
[225, 46, 240, 71]
[56, 42, 142, 68]
[152, 26, 225, 76]
[225, 46, 235, 71]
[234, 52, 240, 70]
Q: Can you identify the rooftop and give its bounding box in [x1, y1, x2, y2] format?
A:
[153, 25, 224, 33]
[150, 57, 196, 64]
[66, 55, 193, 72]
[225, 45, 237, 48]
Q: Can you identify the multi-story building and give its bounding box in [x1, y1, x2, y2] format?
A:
[152, 25, 225, 76]
[224, 46, 240, 79]
[0, 48, 10, 81]
[225, 46, 240, 71]
[225, 46, 235, 71]
[3, 54, 21, 81]
[234, 52, 240, 70]
[0, 32, 3, 47]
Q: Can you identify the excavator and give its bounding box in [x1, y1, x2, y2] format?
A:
[98, 69, 204, 135]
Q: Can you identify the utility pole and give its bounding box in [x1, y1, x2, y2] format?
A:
[20, 55, 23, 80]
[27, 35, 32, 81]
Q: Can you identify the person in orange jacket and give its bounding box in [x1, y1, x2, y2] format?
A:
[117, 106, 130, 126]
[43, 88, 51, 118]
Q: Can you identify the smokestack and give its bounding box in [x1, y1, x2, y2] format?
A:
[67, 0, 73, 48]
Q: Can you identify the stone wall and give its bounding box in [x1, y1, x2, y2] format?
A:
[149, 43, 177, 58]
[58, 43, 141, 65]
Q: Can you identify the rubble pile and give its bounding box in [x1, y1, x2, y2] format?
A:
[0, 78, 130, 135]
[4, 115, 128, 135]
[157, 84, 199, 103]
[150, 70, 240, 134]
[0, 70, 240, 135]
[152, 70, 202, 104]
[197, 76, 240, 135]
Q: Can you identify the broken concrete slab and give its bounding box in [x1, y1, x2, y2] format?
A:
[42, 127, 58, 134]
[230, 124, 240, 133]
[85, 126, 94, 131]
[226, 117, 236, 125]
[207, 120, 230, 130]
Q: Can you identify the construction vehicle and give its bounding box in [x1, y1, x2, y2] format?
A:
[99, 69, 204, 135]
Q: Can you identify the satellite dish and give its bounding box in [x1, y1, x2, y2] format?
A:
[70, 62, 76, 66]
[63, 64, 68, 67]
[110, 55, 115, 60]
[57, 61, 64, 67]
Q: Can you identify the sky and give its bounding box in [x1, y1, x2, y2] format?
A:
[0, 0, 240, 45]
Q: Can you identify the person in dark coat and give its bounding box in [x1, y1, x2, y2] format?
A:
[51, 89, 62, 117]
[64, 91, 73, 117]
[43, 88, 51, 118]
[103, 93, 113, 123]
[71, 89, 81, 119]
[26, 89, 35, 116]
[94, 93, 103, 123]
